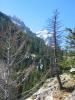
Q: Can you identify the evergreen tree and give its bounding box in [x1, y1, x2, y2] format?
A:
[65, 28, 75, 68]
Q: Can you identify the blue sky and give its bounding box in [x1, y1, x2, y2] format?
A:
[0, 0, 75, 32]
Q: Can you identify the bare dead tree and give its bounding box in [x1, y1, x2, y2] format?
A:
[48, 10, 63, 89]
[0, 26, 35, 100]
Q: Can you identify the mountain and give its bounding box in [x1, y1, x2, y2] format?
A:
[10, 16, 53, 43]
[10, 16, 54, 46]
[36, 29, 54, 46]
[10, 16, 36, 37]
[0, 11, 11, 22]
[10, 16, 29, 31]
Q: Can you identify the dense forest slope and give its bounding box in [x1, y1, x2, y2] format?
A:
[0, 11, 52, 100]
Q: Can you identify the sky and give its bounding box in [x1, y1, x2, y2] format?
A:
[0, 0, 75, 33]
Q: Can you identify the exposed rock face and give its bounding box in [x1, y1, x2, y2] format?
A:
[66, 90, 75, 100]
[26, 74, 75, 100]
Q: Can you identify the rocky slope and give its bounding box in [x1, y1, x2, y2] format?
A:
[26, 73, 75, 100]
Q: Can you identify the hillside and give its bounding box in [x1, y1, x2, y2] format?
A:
[0, 11, 51, 100]
[0, 11, 75, 100]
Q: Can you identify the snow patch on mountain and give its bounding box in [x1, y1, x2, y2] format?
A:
[36, 29, 53, 45]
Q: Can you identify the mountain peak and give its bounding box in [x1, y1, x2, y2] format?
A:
[36, 29, 53, 46]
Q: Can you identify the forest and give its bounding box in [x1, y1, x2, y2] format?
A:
[0, 10, 75, 100]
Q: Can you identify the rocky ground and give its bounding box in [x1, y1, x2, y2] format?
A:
[26, 73, 75, 100]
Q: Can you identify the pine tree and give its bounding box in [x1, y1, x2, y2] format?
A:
[65, 28, 75, 68]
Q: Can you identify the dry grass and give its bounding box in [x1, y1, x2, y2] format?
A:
[53, 74, 75, 100]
